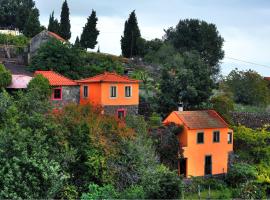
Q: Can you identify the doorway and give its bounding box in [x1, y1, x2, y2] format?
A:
[179, 158, 187, 177]
[205, 155, 212, 175]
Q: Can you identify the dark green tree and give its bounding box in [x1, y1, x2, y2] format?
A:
[0, 64, 12, 88]
[225, 69, 270, 106]
[59, 0, 71, 40]
[74, 36, 80, 47]
[0, 0, 40, 33]
[121, 10, 142, 58]
[165, 19, 224, 75]
[80, 10, 99, 49]
[23, 9, 41, 37]
[48, 11, 60, 35]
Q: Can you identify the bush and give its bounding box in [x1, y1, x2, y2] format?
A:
[232, 181, 265, 199]
[142, 165, 182, 199]
[211, 94, 234, 123]
[0, 64, 12, 88]
[0, 34, 29, 46]
[226, 163, 258, 187]
[81, 183, 119, 199]
[120, 185, 145, 199]
[27, 74, 51, 100]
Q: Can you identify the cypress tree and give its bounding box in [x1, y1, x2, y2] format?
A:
[23, 9, 41, 37]
[48, 11, 60, 34]
[121, 10, 141, 58]
[59, 0, 71, 40]
[80, 10, 99, 49]
[74, 36, 81, 47]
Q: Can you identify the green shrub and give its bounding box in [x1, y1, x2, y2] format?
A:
[232, 181, 265, 199]
[27, 74, 51, 100]
[81, 183, 119, 199]
[148, 112, 162, 127]
[226, 163, 258, 187]
[0, 34, 29, 46]
[0, 64, 12, 88]
[120, 185, 145, 199]
[211, 94, 234, 123]
[142, 165, 182, 199]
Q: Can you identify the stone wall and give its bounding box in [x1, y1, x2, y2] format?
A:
[51, 86, 80, 107]
[103, 105, 138, 116]
[29, 31, 53, 58]
[231, 112, 270, 129]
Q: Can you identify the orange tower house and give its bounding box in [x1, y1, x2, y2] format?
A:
[163, 110, 233, 177]
[77, 72, 140, 118]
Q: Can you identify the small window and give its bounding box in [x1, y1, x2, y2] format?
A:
[125, 86, 132, 97]
[117, 109, 125, 119]
[83, 85, 88, 98]
[53, 88, 62, 100]
[197, 132, 204, 144]
[228, 132, 232, 144]
[213, 131, 220, 143]
[110, 86, 117, 98]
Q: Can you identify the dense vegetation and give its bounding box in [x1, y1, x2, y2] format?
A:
[0, 64, 12, 88]
[29, 39, 124, 79]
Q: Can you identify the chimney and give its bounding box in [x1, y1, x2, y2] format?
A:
[178, 102, 184, 112]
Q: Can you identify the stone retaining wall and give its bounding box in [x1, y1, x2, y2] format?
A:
[103, 105, 138, 116]
[231, 112, 270, 129]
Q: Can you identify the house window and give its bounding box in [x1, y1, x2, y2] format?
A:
[110, 86, 117, 98]
[117, 109, 126, 119]
[213, 131, 220, 143]
[228, 132, 233, 144]
[83, 85, 88, 98]
[52, 87, 62, 100]
[125, 86, 132, 97]
[197, 132, 204, 144]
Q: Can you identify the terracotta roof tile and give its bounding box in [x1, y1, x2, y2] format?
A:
[173, 110, 228, 129]
[48, 31, 66, 42]
[34, 71, 77, 86]
[77, 72, 140, 83]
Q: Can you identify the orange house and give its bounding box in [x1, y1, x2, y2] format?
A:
[163, 110, 233, 177]
[77, 72, 140, 118]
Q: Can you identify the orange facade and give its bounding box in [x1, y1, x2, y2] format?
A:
[163, 110, 233, 177]
[78, 82, 139, 106]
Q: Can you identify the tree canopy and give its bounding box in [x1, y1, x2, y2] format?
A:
[121, 10, 142, 58]
[80, 10, 99, 49]
[23, 9, 42, 37]
[0, 64, 12, 88]
[165, 19, 224, 75]
[48, 11, 60, 35]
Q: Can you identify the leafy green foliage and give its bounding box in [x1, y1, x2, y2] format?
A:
[0, 34, 29, 46]
[0, 64, 12, 88]
[48, 11, 60, 35]
[225, 69, 270, 106]
[27, 74, 51, 100]
[165, 19, 224, 74]
[81, 183, 119, 199]
[156, 51, 214, 116]
[120, 185, 145, 199]
[121, 10, 142, 58]
[29, 39, 124, 79]
[141, 165, 181, 199]
[80, 10, 99, 49]
[23, 9, 41, 37]
[59, 0, 71, 40]
[211, 94, 234, 123]
[0, 0, 41, 33]
[226, 163, 258, 187]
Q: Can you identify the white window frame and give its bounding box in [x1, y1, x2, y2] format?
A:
[213, 130, 220, 143]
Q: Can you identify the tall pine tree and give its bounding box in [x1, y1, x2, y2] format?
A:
[48, 11, 60, 35]
[59, 0, 71, 40]
[74, 36, 81, 47]
[80, 10, 99, 49]
[23, 9, 41, 37]
[121, 10, 141, 58]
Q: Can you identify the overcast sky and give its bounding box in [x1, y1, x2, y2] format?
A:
[35, 0, 270, 76]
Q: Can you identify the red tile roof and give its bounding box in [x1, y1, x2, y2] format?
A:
[34, 71, 77, 86]
[172, 110, 229, 129]
[264, 77, 270, 81]
[48, 31, 66, 42]
[77, 72, 140, 83]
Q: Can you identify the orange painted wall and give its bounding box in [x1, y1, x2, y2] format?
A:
[100, 83, 139, 106]
[163, 112, 233, 177]
[79, 82, 139, 106]
[184, 128, 233, 177]
[79, 83, 101, 106]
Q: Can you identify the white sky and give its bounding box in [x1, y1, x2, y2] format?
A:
[35, 0, 270, 76]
